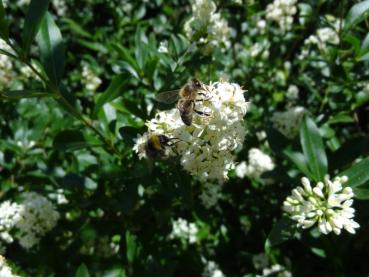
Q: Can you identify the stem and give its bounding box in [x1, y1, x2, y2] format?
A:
[4, 40, 122, 159]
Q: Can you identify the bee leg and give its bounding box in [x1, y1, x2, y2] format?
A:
[194, 109, 210, 116]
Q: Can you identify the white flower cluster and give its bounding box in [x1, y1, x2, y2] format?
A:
[266, 0, 297, 33]
[0, 192, 60, 250]
[271, 106, 305, 139]
[202, 260, 225, 277]
[81, 63, 102, 91]
[199, 182, 223, 209]
[0, 256, 19, 277]
[184, 0, 231, 54]
[169, 218, 198, 244]
[298, 17, 341, 61]
[235, 148, 275, 179]
[0, 40, 15, 89]
[134, 80, 248, 183]
[283, 176, 360, 235]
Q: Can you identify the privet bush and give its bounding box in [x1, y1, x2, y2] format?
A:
[0, 0, 369, 276]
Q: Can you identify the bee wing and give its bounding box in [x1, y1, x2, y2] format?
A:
[155, 89, 180, 104]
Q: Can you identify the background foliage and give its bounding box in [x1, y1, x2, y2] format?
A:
[1, 0, 369, 276]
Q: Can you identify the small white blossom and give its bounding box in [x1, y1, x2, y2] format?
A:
[286, 85, 299, 100]
[202, 260, 225, 277]
[0, 39, 15, 88]
[80, 235, 120, 258]
[259, 264, 291, 277]
[184, 0, 231, 54]
[82, 63, 102, 91]
[235, 148, 275, 179]
[0, 256, 20, 277]
[283, 176, 360, 235]
[199, 183, 223, 209]
[271, 106, 305, 139]
[266, 0, 297, 33]
[134, 80, 248, 184]
[169, 218, 198, 244]
[158, 41, 169, 53]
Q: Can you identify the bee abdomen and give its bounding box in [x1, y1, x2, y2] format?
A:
[180, 112, 193, 126]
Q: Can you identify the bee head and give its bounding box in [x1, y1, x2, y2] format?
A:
[192, 79, 202, 89]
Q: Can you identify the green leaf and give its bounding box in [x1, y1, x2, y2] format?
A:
[265, 217, 297, 248]
[0, 0, 9, 41]
[22, 0, 50, 54]
[53, 130, 87, 151]
[284, 150, 312, 178]
[118, 126, 140, 147]
[126, 231, 137, 263]
[0, 90, 49, 100]
[340, 156, 369, 188]
[353, 187, 369, 199]
[345, 0, 369, 31]
[300, 116, 328, 182]
[36, 12, 65, 86]
[75, 264, 90, 277]
[62, 18, 93, 39]
[94, 74, 128, 115]
[0, 48, 17, 59]
[359, 32, 369, 60]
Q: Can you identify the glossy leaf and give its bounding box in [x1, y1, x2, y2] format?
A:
[353, 187, 369, 199]
[0, 0, 8, 41]
[345, 0, 369, 31]
[340, 156, 369, 188]
[0, 90, 49, 100]
[126, 231, 137, 263]
[284, 150, 312, 178]
[300, 116, 328, 181]
[265, 217, 297, 248]
[75, 264, 90, 277]
[36, 12, 65, 86]
[94, 74, 128, 115]
[22, 0, 50, 54]
[359, 32, 369, 60]
[53, 130, 87, 151]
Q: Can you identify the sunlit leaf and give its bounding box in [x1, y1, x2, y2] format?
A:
[300, 116, 328, 181]
[22, 0, 50, 54]
[345, 0, 369, 31]
[36, 12, 65, 86]
[340, 156, 369, 188]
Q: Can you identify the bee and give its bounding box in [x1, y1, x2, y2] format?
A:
[144, 134, 177, 159]
[155, 79, 210, 126]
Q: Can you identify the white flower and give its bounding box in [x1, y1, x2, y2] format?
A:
[0, 39, 15, 89]
[184, 0, 231, 54]
[202, 260, 225, 277]
[266, 0, 297, 33]
[271, 106, 305, 139]
[158, 41, 169, 53]
[134, 80, 248, 184]
[0, 256, 20, 277]
[82, 63, 101, 91]
[199, 182, 223, 209]
[236, 148, 275, 179]
[259, 264, 291, 277]
[0, 192, 60, 250]
[235, 161, 248, 179]
[286, 85, 299, 100]
[283, 176, 360, 235]
[169, 218, 198, 244]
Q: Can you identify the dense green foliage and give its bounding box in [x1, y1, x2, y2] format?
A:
[0, 0, 369, 276]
